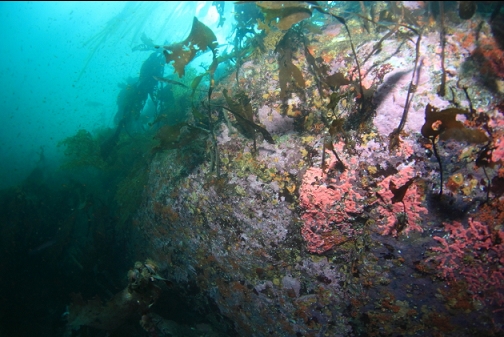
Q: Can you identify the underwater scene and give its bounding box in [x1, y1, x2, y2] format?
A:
[1, 1, 504, 336]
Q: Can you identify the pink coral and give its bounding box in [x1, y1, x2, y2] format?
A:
[489, 114, 504, 164]
[427, 219, 504, 306]
[493, 136, 504, 164]
[299, 146, 364, 254]
[374, 165, 428, 236]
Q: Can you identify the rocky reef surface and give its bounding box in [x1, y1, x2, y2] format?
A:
[68, 2, 504, 336]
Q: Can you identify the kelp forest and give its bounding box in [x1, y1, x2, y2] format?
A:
[1, 2, 504, 336]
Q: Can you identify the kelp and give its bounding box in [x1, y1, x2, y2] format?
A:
[388, 28, 422, 151]
[253, 2, 365, 110]
[58, 129, 106, 169]
[322, 139, 345, 172]
[325, 72, 351, 90]
[421, 104, 489, 196]
[437, 2, 447, 97]
[390, 177, 417, 204]
[233, 1, 265, 74]
[190, 73, 206, 97]
[276, 31, 305, 99]
[301, 32, 349, 95]
[359, 24, 400, 66]
[222, 106, 275, 144]
[255, 3, 337, 100]
[302, 35, 325, 95]
[76, 2, 167, 81]
[327, 92, 342, 113]
[223, 89, 254, 136]
[359, 1, 371, 34]
[352, 2, 427, 151]
[421, 105, 488, 144]
[115, 161, 149, 225]
[159, 17, 218, 77]
[221, 89, 275, 145]
[357, 3, 428, 132]
[390, 1, 423, 27]
[194, 54, 224, 176]
[190, 46, 244, 96]
[152, 123, 206, 152]
[256, 1, 313, 31]
[188, 58, 220, 97]
[132, 33, 156, 52]
[388, 176, 418, 234]
[322, 119, 346, 172]
[153, 76, 188, 88]
[328, 118, 344, 138]
[313, 6, 365, 109]
[100, 122, 124, 161]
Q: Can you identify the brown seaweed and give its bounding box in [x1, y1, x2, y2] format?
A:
[390, 177, 417, 204]
[159, 17, 218, 77]
[276, 31, 305, 99]
[327, 92, 342, 112]
[302, 35, 325, 95]
[421, 104, 488, 196]
[421, 105, 488, 144]
[360, 24, 400, 66]
[321, 119, 346, 172]
[220, 89, 274, 145]
[389, 30, 422, 151]
[256, 1, 313, 31]
[359, 1, 371, 33]
[312, 6, 365, 113]
[437, 2, 447, 97]
[190, 47, 247, 96]
[153, 76, 188, 88]
[190, 74, 205, 96]
[152, 123, 205, 152]
[322, 139, 346, 172]
[223, 89, 255, 137]
[221, 104, 275, 145]
[325, 72, 351, 90]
